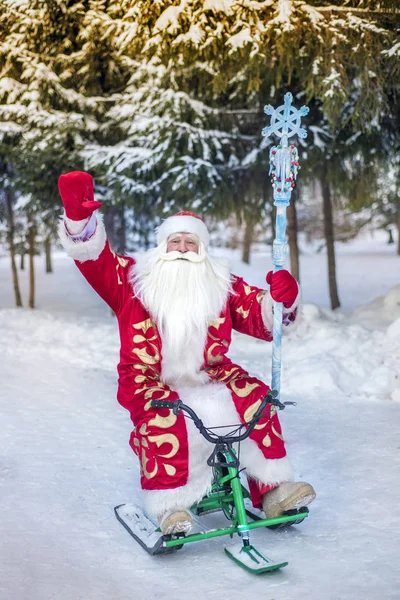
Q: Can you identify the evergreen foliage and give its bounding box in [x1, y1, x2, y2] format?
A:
[0, 0, 399, 262]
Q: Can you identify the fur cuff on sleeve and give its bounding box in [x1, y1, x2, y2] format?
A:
[261, 289, 302, 336]
[58, 211, 106, 262]
[64, 215, 90, 235]
[261, 292, 274, 332]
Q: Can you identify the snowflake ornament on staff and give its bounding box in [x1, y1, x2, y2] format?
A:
[262, 92, 309, 397]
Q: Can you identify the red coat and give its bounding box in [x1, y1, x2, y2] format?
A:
[75, 240, 292, 491]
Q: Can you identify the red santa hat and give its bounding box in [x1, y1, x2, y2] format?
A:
[156, 211, 210, 248]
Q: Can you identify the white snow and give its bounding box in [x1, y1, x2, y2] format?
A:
[1, 231, 400, 599]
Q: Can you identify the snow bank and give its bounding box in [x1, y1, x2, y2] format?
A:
[280, 287, 400, 404]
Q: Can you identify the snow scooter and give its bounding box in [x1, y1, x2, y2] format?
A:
[115, 390, 309, 575]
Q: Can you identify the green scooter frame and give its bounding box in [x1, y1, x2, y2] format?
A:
[161, 442, 308, 573]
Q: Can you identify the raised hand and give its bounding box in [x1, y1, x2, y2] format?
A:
[58, 171, 102, 221]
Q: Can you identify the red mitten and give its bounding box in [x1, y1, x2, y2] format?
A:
[58, 171, 102, 221]
[266, 270, 298, 308]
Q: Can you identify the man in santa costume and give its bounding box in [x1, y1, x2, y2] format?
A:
[58, 171, 315, 536]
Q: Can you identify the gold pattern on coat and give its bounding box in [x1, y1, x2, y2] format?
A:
[132, 345, 160, 365]
[137, 425, 180, 479]
[272, 424, 284, 440]
[243, 399, 268, 430]
[236, 305, 250, 319]
[144, 386, 170, 400]
[133, 334, 146, 343]
[117, 256, 130, 268]
[164, 464, 177, 476]
[207, 342, 224, 364]
[132, 364, 160, 381]
[141, 448, 158, 479]
[208, 317, 226, 330]
[256, 290, 267, 304]
[262, 434, 272, 447]
[230, 379, 260, 398]
[215, 365, 241, 383]
[243, 285, 252, 295]
[148, 433, 179, 459]
[133, 318, 156, 334]
[148, 410, 177, 429]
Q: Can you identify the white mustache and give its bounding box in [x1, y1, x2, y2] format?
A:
[159, 250, 206, 263]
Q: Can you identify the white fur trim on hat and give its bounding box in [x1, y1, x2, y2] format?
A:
[156, 214, 210, 248]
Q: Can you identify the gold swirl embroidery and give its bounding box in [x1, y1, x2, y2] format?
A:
[243, 399, 268, 430]
[208, 317, 226, 330]
[164, 464, 176, 476]
[230, 379, 260, 398]
[132, 344, 160, 365]
[262, 434, 272, 447]
[271, 424, 284, 441]
[243, 285, 252, 296]
[141, 448, 158, 479]
[144, 387, 170, 401]
[148, 433, 179, 459]
[116, 264, 122, 285]
[256, 290, 267, 304]
[236, 305, 250, 319]
[117, 256, 129, 268]
[132, 364, 160, 380]
[148, 411, 177, 429]
[207, 342, 223, 365]
[133, 319, 155, 334]
[137, 426, 180, 479]
[216, 366, 241, 383]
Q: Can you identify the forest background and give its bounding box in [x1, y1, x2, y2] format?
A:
[0, 0, 399, 310]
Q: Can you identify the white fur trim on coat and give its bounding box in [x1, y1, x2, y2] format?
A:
[156, 215, 210, 248]
[142, 382, 293, 521]
[58, 211, 107, 262]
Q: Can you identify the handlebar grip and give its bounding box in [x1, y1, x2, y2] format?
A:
[151, 400, 177, 409]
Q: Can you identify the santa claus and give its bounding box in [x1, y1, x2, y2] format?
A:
[58, 171, 315, 536]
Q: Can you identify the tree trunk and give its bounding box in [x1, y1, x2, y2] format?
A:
[287, 190, 300, 282]
[44, 234, 52, 273]
[321, 173, 340, 310]
[242, 215, 255, 264]
[5, 187, 23, 307]
[396, 202, 400, 256]
[27, 217, 36, 309]
[119, 203, 126, 255]
[103, 206, 116, 251]
[20, 252, 25, 270]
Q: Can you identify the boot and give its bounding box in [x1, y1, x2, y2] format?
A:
[159, 509, 193, 536]
[262, 482, 316, 519]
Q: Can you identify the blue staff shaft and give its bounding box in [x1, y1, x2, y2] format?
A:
[271, 207, 287, 393]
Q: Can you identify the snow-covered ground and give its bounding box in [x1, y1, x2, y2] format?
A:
[1, 232, 400, 600]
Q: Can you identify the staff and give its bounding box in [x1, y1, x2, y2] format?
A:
[262, 92, 309, 396]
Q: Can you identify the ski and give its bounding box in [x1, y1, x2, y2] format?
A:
[114, 503, 183, 555]
[224, 543, 288, 574]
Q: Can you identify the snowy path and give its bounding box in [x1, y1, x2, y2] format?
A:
[1, 242, 400, 600]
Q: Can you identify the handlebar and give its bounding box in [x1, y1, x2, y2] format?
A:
[151, 390, 285, 445]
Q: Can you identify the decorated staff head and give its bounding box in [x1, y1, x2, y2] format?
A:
[262, 92, 309, 207]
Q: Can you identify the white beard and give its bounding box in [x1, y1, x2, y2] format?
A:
[130, 243, 232, 387]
